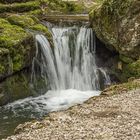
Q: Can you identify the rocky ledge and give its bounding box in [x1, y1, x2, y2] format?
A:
[4, 79, 140, 140]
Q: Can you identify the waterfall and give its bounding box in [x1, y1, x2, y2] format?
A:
[1, 25, 111, 120]
[0, 25, 112, 139]
[33, 26, 109, 91]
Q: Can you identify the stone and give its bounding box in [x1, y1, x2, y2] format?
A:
[90, 0, 140, 60]
[0, 18, 35, 78]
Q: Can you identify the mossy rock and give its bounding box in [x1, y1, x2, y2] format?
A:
[123, 59, 140, 79]
[7, 14, 52, 39]
[90, 0, 140, 81]
[0, 68, 49, 106]
[0, 70, 33, 105]
[0, 1, 40, 13]
[90, 0, 140, 59]
[27, 9, 42, 18]
[7, 14, 36, 27]
[0, 18, 35, 77]
[0, 0, 85, 15]
[39, 0, 85, 14]
[0, 13, 52, 80]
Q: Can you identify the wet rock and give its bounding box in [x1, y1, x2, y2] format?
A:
[0, 1, 40, 13]
[0, 68, 49, 106]
[0, 0, 33, 4]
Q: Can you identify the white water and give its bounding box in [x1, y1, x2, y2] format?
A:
[3, 26, 111, 117]
[34, 27, 102, 90]
[4, 89, 99, 117]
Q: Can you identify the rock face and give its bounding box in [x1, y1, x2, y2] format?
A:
[0, 18, 35, 80]
[90, 0, 140, 79]
[90, 0, 140, 59]
[0, 0, 85, 80]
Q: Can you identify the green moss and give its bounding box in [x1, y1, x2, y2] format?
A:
[7, 14, 52, 40]
[0, 18, 35, 75]
[0, 0, 86, 16]
[27, 9, 42, 17]
[39, 0, 85, 14]
[119, 54, 134, 64]
[0, 65, 5, 73]
[90, 0, 133, 50]
[31, 24, 52, 37]
[0, 13, 52, 77]
[63, 2, 85, 14]
[7, 14, 52, 39]
[102, 79, 140, 95]
[123, 59, 140, 79]
[0, 18, 28, 48]
[7, 14, 35, 28]
[0, 47, 9, 55]
[0, 1, 40, 13]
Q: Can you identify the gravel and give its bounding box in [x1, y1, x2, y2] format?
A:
[4, 89, 140, 140]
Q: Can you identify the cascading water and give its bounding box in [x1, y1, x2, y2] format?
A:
[34, 27, 100, 90]
[27, 25, 110, 112]
[0, 25, 111, 139]
[3, 26, 111, 115]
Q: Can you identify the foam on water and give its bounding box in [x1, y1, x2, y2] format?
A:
[4, 89, 100, 117]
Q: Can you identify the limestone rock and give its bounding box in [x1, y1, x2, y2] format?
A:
[90, 0, 140, 59]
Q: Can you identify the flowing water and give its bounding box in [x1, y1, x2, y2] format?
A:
[0, 25, 110, 139]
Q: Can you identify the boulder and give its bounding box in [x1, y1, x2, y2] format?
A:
[0, 68, 49, 106]
[90, 0, 140, 59]
[0, 18, 35, 80]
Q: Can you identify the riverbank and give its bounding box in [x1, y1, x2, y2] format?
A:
[4, 80, 140, 140]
